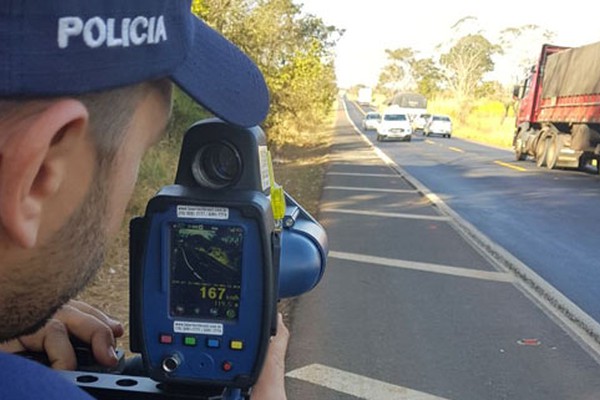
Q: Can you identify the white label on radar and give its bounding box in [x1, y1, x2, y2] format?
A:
[176, 205, 229, 220]
[258, 145, 270, 192]
[173, 321, 223, 336]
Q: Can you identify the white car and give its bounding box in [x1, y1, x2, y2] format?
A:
[376, 112, 412, 142]
[424, 115, 452, 138]
[412, 113, 431, 132]
[361, 112, 381, 131]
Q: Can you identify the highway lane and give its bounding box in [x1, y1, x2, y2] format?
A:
[285, 101, 600, 399]
[345, 99, 600, 325]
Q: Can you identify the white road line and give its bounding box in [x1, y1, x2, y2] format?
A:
[329, 251, 515, 283]
[287, 363, 451, 400]
[324, 186, 419, 194]
[322, 208, 450, 222]
[327, 172, 400, 178]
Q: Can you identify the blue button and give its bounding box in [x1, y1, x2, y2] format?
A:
[206, 338, 221, 349]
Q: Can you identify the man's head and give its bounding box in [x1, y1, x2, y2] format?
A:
[0, 1, 269, 341]
[0, 80, 172, 340]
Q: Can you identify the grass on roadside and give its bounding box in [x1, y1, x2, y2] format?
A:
[428, 98, 515, 148]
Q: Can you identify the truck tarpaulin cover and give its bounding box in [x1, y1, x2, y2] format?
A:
[543, 41, 600, 98]
[391, 93, 427, 109]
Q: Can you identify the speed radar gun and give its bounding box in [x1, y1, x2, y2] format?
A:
[128, 118, 328, 394]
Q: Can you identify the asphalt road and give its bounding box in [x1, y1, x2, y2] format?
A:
[284, 100, 600, 399]
[344, 100, 600, 325]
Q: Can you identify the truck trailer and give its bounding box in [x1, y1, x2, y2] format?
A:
[358, 87, 372, 106]
[513, 42, 600, 171]
[389, 92, 428, 122]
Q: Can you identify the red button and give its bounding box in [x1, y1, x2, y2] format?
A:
[222, 361, 233, 372]
[159, 334, 173, 344]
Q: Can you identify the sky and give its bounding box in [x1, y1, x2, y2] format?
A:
[298, 0, 600, 88]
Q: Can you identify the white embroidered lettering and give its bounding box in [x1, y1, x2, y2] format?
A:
[57, 17, 83, 48]
[130, 16, 148, 45]
[155, 16, 167, 43]
[121, 18, 131, 47]
[83, 17, 106, 48]
[57, 15, 167, 49]
[106, 18, 123, 47]
[147, 17, 156, 44]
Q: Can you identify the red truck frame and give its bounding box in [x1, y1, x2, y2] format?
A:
[513, 43, 600, 171]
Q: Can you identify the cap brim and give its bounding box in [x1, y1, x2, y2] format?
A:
[172, 15, 269, 128]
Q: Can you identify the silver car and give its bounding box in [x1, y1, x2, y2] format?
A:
[424, 115, 452, 138]
[361, 112, 381, 131]
[412, 113, 431, 133]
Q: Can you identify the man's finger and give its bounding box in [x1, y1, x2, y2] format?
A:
[63, 300, 124, 338]
[19, 319, 77, 370]
[50, 305, 119, 367]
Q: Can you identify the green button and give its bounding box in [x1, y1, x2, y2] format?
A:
[184, 336, 197, 346]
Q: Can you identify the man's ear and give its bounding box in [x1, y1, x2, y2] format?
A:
[0, 99, 90, 248]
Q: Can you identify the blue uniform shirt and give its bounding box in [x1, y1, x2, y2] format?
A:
[0, 352, 93, 399]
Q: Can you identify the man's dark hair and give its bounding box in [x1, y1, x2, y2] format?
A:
[0, 79, 171, 162]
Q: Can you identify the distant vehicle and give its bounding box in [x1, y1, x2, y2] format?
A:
[362, 112, 381, 131]
[412, 113, 431, 132]
[513, 42, 600, 170]
[376, 107, 412, 142]
[389, 92, 427, 121]
[358, 87, 373, 106]
[424, 115, 452, 138]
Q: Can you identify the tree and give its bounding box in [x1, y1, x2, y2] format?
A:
[376, 48, 442, 100]
[191, 0, 343, 147]
[440, 34, 501, 102]
[498, 24, 555, 81]
[376, 48, 414, 97]
[411, 58, 443, 99]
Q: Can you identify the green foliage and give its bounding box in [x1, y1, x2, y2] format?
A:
[376, 48, 442, 101]
[440, 34, 502, 103]
[411, 58, 443, 98]
[191, 0, 342, 149]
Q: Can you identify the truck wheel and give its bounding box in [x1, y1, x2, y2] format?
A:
[514, 131, 527, 161]
[545, 134, 561, 170]
[535, 137, 548, 168]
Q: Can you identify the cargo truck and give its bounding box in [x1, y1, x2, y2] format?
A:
[389, 92, 427, 122]
[513, 42, 600, 171]
[358, 87, 372, 106]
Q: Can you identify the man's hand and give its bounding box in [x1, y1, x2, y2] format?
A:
[251, 313, 290, 400]
[0, 300, 123, 370]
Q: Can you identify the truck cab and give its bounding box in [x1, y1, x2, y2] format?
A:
[514, 45, 568, 129]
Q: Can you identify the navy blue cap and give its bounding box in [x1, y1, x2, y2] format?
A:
[0, 0, 269, 127]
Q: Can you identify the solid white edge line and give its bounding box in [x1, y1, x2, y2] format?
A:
[327, 172, 400, 178]
[286, 363, 450, 400]
[322, 208, 450, 222]
[330, 251, 514, 283]
[324, 186, 418, 194]
[341, 98, 600, 362]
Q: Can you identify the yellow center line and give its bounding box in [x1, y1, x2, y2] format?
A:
[449, 146, 465, 153]
[425, 139, 436, 145]
[494, 160, 528, 172]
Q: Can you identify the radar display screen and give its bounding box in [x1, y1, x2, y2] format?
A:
[169, 222, 243, 321]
